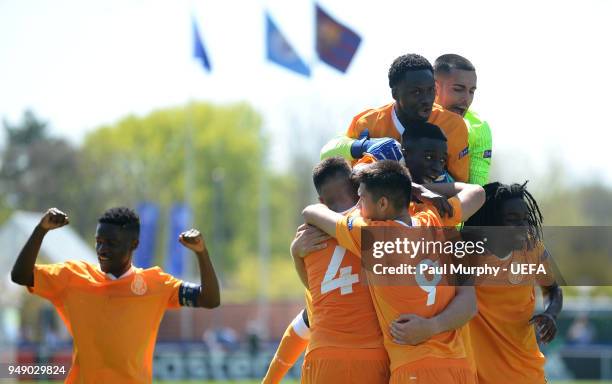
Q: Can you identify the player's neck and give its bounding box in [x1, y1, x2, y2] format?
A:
[394, 104, 424, 129]
[392, 212, 412, 226]
[109, 263, 133, 279]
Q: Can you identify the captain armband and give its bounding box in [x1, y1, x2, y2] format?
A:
[178, 282, 202, 307]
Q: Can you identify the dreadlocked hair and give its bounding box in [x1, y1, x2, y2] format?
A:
[464, 181, 543, 246]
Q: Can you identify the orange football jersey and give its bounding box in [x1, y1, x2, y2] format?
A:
[470, 242, 549, 384]
[335, 209, 467, 372]
[27, 261, 183, 384]
[409, 197, 462, 228]
[346, 102, 469, 182]
[304, 237, 384, 354]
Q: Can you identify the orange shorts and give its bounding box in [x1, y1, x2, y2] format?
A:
[390, 357, 476, 384]
[301, 347, 389, 384]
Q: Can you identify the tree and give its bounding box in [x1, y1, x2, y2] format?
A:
[78, 102, 301, 279]
[0, 110, 79, 213]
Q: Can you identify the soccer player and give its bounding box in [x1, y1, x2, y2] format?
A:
[295, 157, 389, 384]
[302, 161, 485, 384]
[264, 151, 473, 383]
[353, 121, 475, 227]
[462, 182, 563, 384]
[11, 207, 221, 384]
[434, 54, 492, 186]
[320, 53, 470, 182]
[354, 122, 479, 379]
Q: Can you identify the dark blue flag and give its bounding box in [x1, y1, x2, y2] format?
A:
[315, 4, 361, 73]
[265, 12, 311, 77]
[193, 17, 212, 72]
[133, 202, 159, 269]
[166, 203, 192, 277]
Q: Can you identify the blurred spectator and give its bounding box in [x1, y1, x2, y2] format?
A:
[204, 326, 240, 353]
[567, 314, 596, 345]
[245, 320, 262, 358]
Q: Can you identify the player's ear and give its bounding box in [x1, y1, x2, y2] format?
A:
[434, 80, 441, 95]
[131, 238, 139, 251]
[318, 196, 324, 204]
[378, 196, 389, 212]
[391, 86, 398, 101]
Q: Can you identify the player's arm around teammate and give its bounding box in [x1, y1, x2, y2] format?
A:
[421, 182, 486, 222]
[390, 286, 477, 345]
[390, 181, 483, 345]
[290, 224, 329, 288]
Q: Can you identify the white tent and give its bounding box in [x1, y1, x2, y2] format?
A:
[0, 210, 98, 307]
[0, 211, 97, 358]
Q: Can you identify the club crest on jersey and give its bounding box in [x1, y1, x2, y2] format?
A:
[131, 274, 148, 295]
[459, 147, 469, 159]
[483, 149, 492, 158]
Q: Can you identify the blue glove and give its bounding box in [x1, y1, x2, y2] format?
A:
[364, 137, 404, 162]
[350, 131, 404, 162]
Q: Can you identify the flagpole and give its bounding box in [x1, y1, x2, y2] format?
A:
[258, 2, 271, 342]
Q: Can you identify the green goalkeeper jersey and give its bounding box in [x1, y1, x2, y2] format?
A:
[464, 110, 492, 186]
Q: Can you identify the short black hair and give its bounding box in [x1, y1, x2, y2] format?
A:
[98, 207, 140, 237]
[312, 157, 353, 195]
[464, 182, 543, 244]
[355, 160, 412, 210]
[388, 54, 434, 88]
[434, 54, 476, 76]
[402, 121, 448, 147]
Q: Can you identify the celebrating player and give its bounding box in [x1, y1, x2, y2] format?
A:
[11, 207, 221, 384]
[462, 182, 563, 384]
[434, 54, 492, 185]
[320, 53, 470, 182]
[302, 161, 485, 383]
[296, 157, 389, 384]
[264, 148, 480, 383]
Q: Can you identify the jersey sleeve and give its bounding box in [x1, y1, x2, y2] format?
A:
[345, 109, 372, 138]
[27, 263, 72, 301]
[320, 135, 356, 161]
[156, 270, 184, 309]
[467, 119, 492, 186]
[447, 118, 470, 183]
[335, 215, 365, 256]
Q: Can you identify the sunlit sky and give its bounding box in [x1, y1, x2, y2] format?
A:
[1, 0, 611, 186]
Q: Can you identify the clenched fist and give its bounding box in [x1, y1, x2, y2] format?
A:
[39, 208, 69, 231]
[179, 228, 206, 253]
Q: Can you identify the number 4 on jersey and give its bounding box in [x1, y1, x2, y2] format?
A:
[321, 246, 359, 295]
